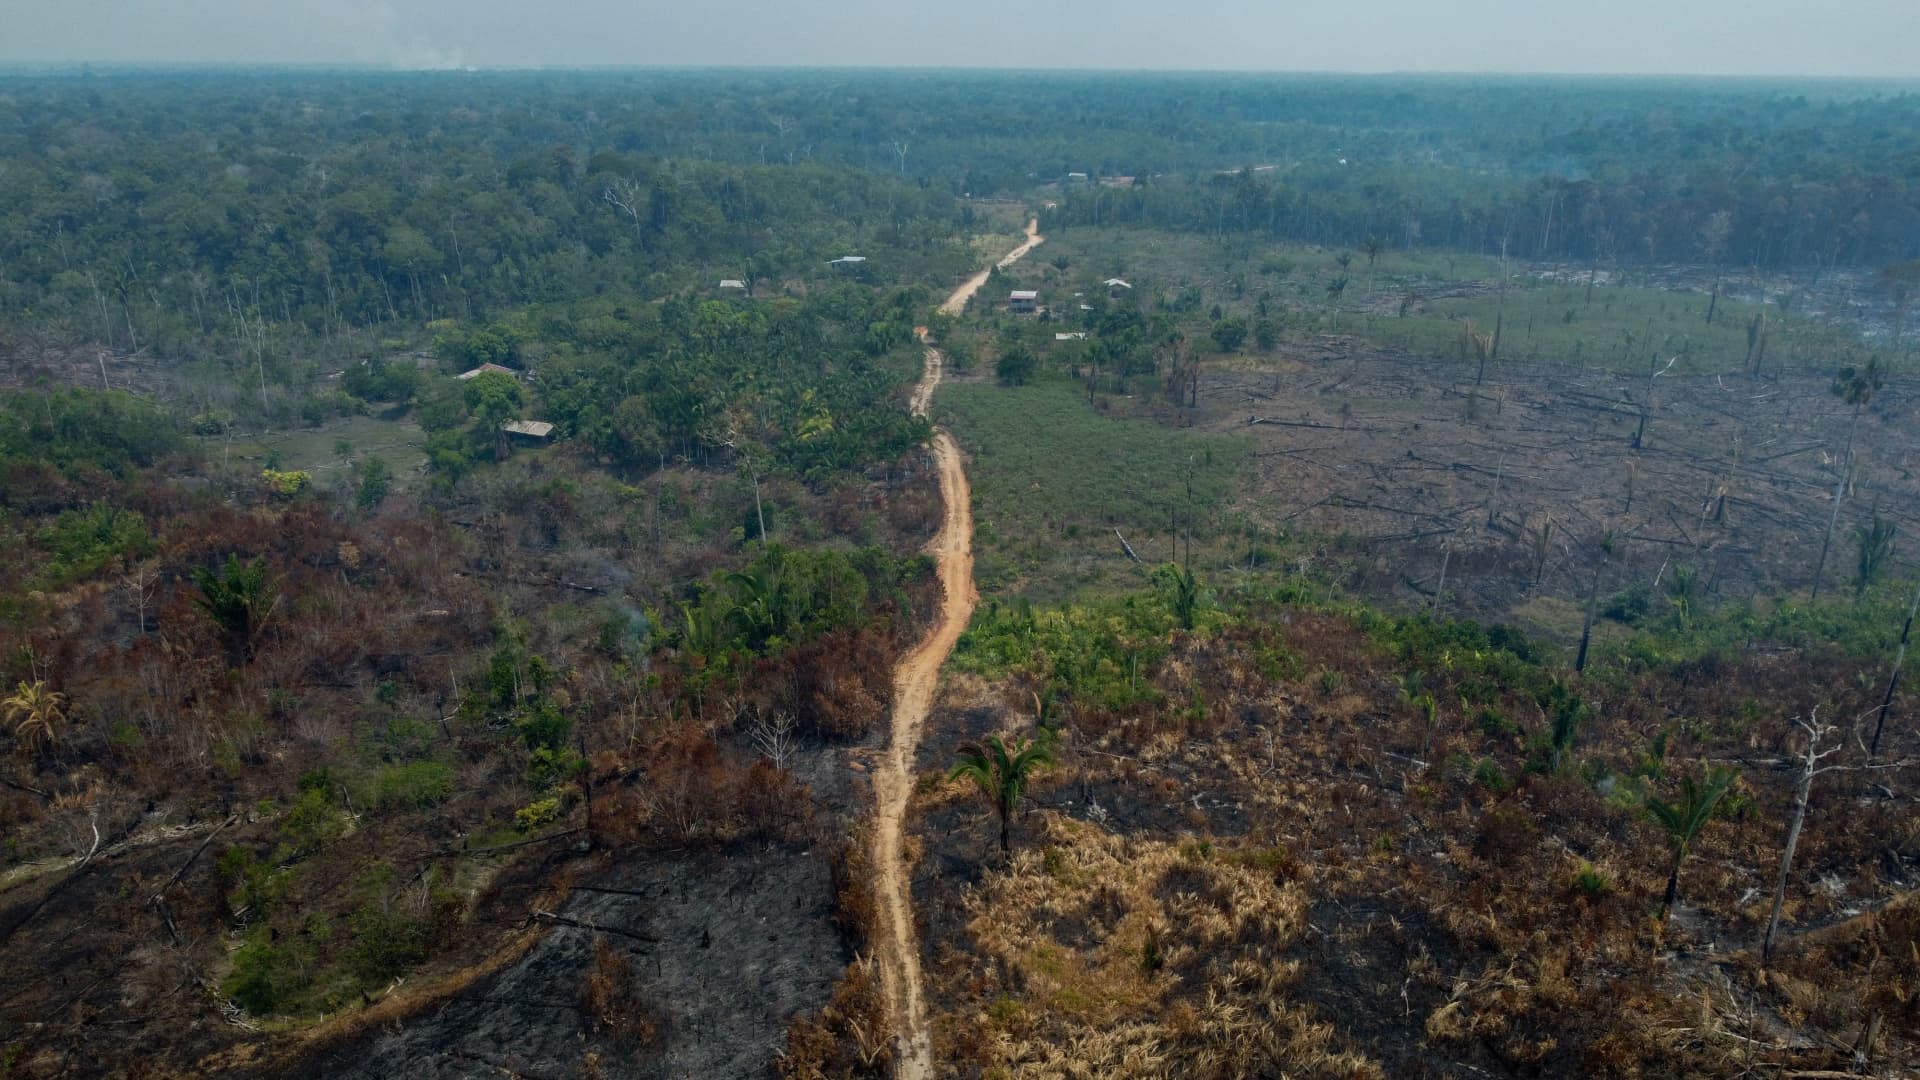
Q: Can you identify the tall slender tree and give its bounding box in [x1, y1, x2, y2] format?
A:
[1812, 358, 1885, 599]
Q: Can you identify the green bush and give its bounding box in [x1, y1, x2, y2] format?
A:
[515, 797, 561, 832]
[37, 503, 152, 586]
[347, 904, 434, 984]
[225, 936, 302, 1015]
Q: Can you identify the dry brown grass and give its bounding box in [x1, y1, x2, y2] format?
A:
[939, 815, 1380, 1079]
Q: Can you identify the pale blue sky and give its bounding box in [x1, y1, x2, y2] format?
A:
[2, 0, 1915, 77]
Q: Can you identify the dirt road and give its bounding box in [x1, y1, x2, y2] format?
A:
[873, 218, 1041, 1079]
[937, 219, 1045, 319]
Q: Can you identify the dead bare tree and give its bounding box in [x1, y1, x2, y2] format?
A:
[602, 177, 644, 238]
[749, 709, 798, 771]
[120, 559, 158, 635]
[1632, 354, 1678, 450]
[1763, 707, 1912, 961]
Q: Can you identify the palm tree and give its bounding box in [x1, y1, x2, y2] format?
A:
[5, 680, 67, 756]
[1813, 357, 1885, 599]
[723, 559, 789, 651]
[949, 729, 1058, 856]
[191, 555, 279, 663]
[1545, 682, 1587, 772]
[1645, 765, 1738, 920]
[1854, 515, 1896, 598]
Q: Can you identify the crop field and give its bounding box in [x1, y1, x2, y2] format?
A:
[936, 376, 1248, 601]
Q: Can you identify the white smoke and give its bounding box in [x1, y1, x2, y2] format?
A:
[336, 0, 467, 70]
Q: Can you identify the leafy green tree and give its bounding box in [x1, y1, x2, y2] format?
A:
[1253, 318, 1278, 352]
[1209, 317, 1248, 353]
[995, 347, 1036, 386]
[949, 729, 1059, 855]
[1645, 766, 1738, 920]
[356, 456, 393, 513]
[191, 555, 279, 663]
[463, 370, 523, 461]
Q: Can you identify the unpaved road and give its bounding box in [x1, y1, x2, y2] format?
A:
[874, 218, 1041, 1078]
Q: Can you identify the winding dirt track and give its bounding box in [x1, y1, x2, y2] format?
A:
[873, 219, 1042, 1079]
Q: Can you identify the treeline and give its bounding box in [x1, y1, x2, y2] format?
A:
[1043, 153, 1920, 270]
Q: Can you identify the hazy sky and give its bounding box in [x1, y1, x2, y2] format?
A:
[3, 0, 1916, 77]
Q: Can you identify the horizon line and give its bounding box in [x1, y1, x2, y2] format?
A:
[1, 61, 1917, 84]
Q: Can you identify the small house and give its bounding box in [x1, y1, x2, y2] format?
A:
[455, 362, 516, 381]
[502, 420, 555, 443]
[718, 279, 747, 292]
[1055, 332, 1087, 341]
[1009, 290, 1039, 315]
[1104, 277, 1133, 299]
[828, 256, 867, 270]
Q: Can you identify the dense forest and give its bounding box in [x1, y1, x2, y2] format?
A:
[3, 67, 1920, 1078]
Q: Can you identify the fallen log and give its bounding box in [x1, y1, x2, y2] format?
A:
[531, 909, 658, 945]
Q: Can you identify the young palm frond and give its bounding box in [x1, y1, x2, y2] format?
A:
[5, 680, 67, 755]
[1645, 765, 1738, 919]
[950, 728, 1059, 855]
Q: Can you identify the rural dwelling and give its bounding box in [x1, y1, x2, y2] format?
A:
[718, 278, 747, 292]
[1009, 289, 1039, 314]
[502, 420, 555, 443]
[1104, 277, 1133, 298]
[1055, 332, 1087, 341]
[455, 362, 516, 381]
[828, 256, 867, 269]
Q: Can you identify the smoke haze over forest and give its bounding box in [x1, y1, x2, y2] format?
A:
[4, 0, 1920, 77]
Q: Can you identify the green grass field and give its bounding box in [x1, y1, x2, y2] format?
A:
[936, 376, 1248, 602]
[208, 413, 429, 492]
[1331, 281, 1864, 374]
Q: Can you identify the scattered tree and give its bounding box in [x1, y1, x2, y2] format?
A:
[995, 347, 1036, 386]
[949, 729, 1059, 855]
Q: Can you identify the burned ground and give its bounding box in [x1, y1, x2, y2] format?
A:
[909, 606, 1920, 1077]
